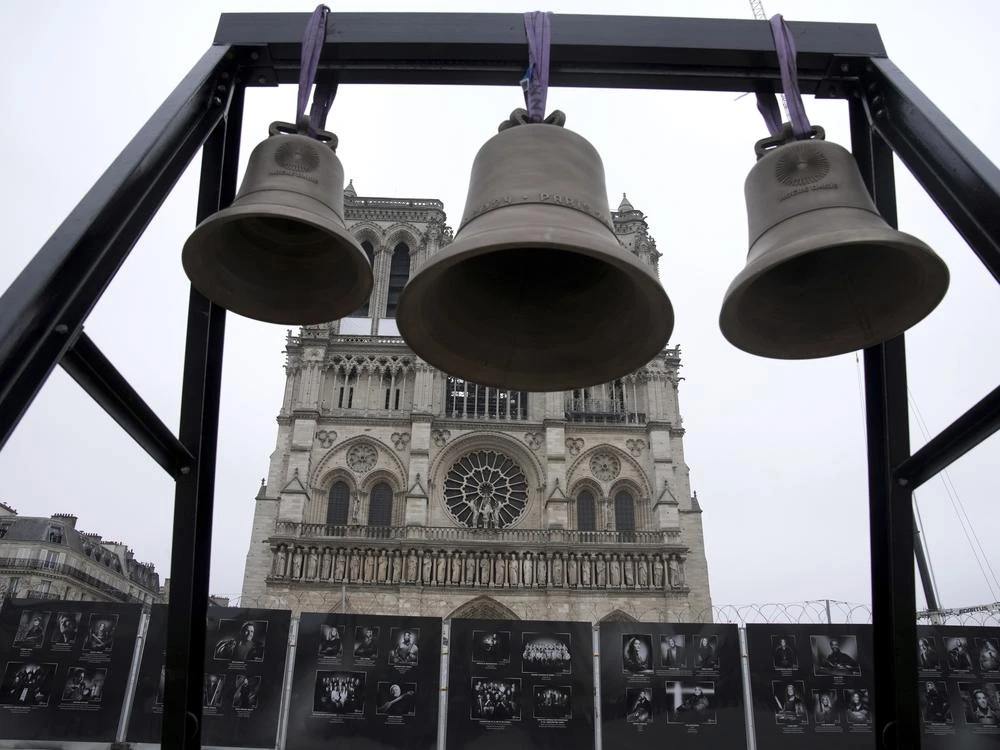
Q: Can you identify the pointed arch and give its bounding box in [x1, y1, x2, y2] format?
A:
[448, 595, 520, 621]
[600, 608, 638, 623]
[385, 242, 411, 317]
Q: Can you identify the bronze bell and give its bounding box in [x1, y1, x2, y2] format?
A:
[720, 125, 949, 359]
[182, 121, 372, 325]
[396, 110, 674, 392]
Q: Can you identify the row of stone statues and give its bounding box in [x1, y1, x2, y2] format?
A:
[269, 545, 686, 590]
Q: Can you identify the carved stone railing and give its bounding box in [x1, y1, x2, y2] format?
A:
[273, 522, 680, 547]
[266, 543, 689, 593]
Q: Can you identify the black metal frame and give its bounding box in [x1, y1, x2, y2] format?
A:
[0, 13, 998, 749]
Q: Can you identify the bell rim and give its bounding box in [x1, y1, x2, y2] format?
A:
[397, 224, 674, 391]
[719, 225, 950, 359]
[182, 201, 373, 325]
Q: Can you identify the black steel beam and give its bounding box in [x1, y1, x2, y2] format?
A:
[862, 57, 1000, 285]
[161, 83, 244, 750]
[59, 331, 193, 477]
[0, 45, 237, 454]
[895, 383, 1000, 491]
[215, 12, 884, 94]
[852, 100, 920, 750]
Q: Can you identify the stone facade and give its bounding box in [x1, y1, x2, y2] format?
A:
[0, 505, 161, 605]
[240, 187, 712, 623]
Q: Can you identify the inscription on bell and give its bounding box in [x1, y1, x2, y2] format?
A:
[274, 141, 320, 173]
[464, 191, 612, 229]
[778, 182, 840, 202]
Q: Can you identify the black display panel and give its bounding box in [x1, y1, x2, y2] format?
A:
[746, 624, 875, 748]
[285, 613, 442, 750]
[599, 621, 746, 748]
[126, 605, 291, 747]
[916, 625, 1000, 748]
[446, 618, 594, 750]
[0, 598, 141, 742]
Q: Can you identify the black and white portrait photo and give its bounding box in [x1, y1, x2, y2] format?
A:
[921, 681, 953, 725]
[959, 683, 1000, 726]
[82, 614, 117, 654]
[521, 633, 571, 675]
[0, 662, 55, 706]
[694, 635, 719, 670]
[772, 681, 808, 725]
[317, 623, 342, 659]
[388, 628, 420, 667]
[811, 635, 861, 677]
[771, 635, 798, 670]
[470, 678, 521, 721]
[917, 637, 940, 670]
[660, 634, 688, 669]
[203, 673, 226, 708]
[946, 637, 975, 672]
[13, 611, 50, 648]
[232, 675, 260, 711]
[314, 671, 365, 716]
[812, 690, 840, 726]
[625, 687, 653, 724]
[213, 620, 267, 663]
[472, 630, 511, 666]
[353, 626, 380, 661]
[622, 634, 653, 674]
[49, 612, 80, 647]
[977, 639, 1000, 673]
[61, 666, 106, 704]
[376, 682, 416, 716]
[665, 681, 717, 724]
[842, 688, 872, 726]
[534, 685, 572, 720]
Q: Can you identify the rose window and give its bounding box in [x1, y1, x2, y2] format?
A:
[346, 442, 377, 474]
[443, 450, 528, 528]
[589, 452, 621, 481]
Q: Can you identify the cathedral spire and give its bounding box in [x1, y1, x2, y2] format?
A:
[344, 179, 357, 198]
[618, 192, 634, 213]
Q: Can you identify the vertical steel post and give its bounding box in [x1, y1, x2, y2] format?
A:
[161, 84, 245, 750]
[850, 98, 920, 750]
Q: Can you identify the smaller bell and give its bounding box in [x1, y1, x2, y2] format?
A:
[182, 121, 372, 325]
[720, 125, 949, 359]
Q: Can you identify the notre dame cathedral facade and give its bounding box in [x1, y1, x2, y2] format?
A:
[240, 182, 712, 623]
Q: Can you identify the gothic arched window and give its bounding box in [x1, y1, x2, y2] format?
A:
[614, 490, 636, 533]
[367, 482, 393, 528]
[350, 240, 376, 317]
[326, 481, 350, 526]
[577, 490, 597, 531]
[385, 243, 410, 317]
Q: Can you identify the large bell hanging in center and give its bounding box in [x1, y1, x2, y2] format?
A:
[396, 111, 674, 392]
[720, 125, 949, 359]
[182, 121, 372, 325]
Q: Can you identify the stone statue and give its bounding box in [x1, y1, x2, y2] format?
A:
[406, 550, 418, 583]
[350, 493, 361, 524]
[594, 554, 606, 587]
[536, 553, 548, 587]
[290, 547, 303, 579]
[479, 552, 491, 586]
[551, 553, 564, 586]
[609, 554, 622, 588]
[391, 550, 402, 583]
[377, 550, 389, 583]
[320, 548, 332, 580]
[508, 552, 520, 587]
[623, 554, 635, 587]
[523, 552, 534, 587]
[637, 555, 649, 588]
[464, 552, 477, 584]
[436, 551, 448, 586]
[334, 549, 346, 582]
[349, 550, 361, 582]
[272, 546, 287, 577]
[580, 554, 592, 586]
[450, 552, 462, 585]
[668, 556, 681, 588]
[567, 554, 578, 587]
[494, 553, 506, 586]
[421, 552, 434, 585]
[363, 549, 375, 582]
[652, 555, 665, 588]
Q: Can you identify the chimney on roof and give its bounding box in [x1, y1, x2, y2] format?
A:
[51, 513, 78, 529]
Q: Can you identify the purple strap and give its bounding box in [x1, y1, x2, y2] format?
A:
[297, 5, 337, 136]
[755, 14, 813, 139]
[522, 12, 552, 123]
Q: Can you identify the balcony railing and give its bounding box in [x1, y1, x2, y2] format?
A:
[0, 557, 147, 603]
[272, 522, 679, 547]
[24, 590, 61, 600]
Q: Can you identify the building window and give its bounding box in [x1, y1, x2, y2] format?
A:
[384, 243, 410, 318]
[446, 376, 528, 420]
[577, 490, 597, 531]
[47, 525, 64, 544]
[326, 481, 350, 527]
[614, 490, 636, 534]
[42, 551, 59, 570]
[350, 240, 376, 317]
[6, 577, 19, 596]
[367, 483, 393, 528]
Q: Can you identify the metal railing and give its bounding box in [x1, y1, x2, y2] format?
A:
[0, 557, 147, 603]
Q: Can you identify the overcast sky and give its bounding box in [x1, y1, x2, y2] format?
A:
[0, 0, 997, 615]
